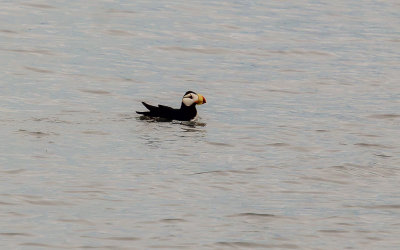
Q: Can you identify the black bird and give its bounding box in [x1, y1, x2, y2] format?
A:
[136, 91, 206, 121]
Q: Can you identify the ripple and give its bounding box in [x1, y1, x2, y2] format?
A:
[65, 190, 107, 194]
[20, 242, 66, 248]
[192, 169, 256, 176]
[0, 201, 16, 206]
[0, 29, 18, 34]
[268, 49, 335, 57]
[16, 129, 56, 138]
[363, 204, 400, 210]
[354, 143, 393, 149]
[266, 89, 300, 94]
[79, 89, 112, 95]
[23, 199, 72, 206]
[158, 46, 229, 55]
[24, 66, 54, 73]
[57, 219, 94, 225]
[31, 117, 72, 124]
[82, 235, 140, 241]
[82, 130, 110, 135]
[1, 169, 26, 174]
[318, 229, 348, 234]
[21, 3, 55, 9]
[105, 237, 140, 241]
[216, 242, 298, 249]
[229, 212, 276, 218]
[1, 232, 33, 237]
[331, 163, 395, 178]
[106, 29, 134, 36]
[5, 49, 54, 55]
[267, 142, 290, 147]
[375, 154, 392, 158]
[159, 218, 187, 223]
[368, 114, 400, 119]
[301, 176, 349, 185]
[106, 9, 137, 14]
[206, 141, 234, 147]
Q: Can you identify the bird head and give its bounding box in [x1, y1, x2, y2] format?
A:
[182, 91, 207, 106]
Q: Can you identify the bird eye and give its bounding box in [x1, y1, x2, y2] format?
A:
[189, 95, 193, 99]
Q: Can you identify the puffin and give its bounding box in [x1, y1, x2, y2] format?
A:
[136, 91, 206, 121]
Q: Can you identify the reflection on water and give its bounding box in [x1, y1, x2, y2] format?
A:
[1, 0, 400, 249]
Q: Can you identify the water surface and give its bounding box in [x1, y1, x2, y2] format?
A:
[1, 0, 400, 249]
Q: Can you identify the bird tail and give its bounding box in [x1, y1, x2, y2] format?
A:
[141, 102, 157, 111]
[136, 102, 157, 116]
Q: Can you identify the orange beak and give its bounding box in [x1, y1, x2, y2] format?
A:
[196, 94, 206, 105]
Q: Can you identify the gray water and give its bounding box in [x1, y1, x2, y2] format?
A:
[1, 0, 400, 249]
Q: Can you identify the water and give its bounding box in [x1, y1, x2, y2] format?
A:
[1, 0, 399, 249]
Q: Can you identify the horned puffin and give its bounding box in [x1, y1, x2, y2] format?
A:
[136, 91, 206, 121]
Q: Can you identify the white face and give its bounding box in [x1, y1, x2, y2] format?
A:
[182, 92, 198, 106]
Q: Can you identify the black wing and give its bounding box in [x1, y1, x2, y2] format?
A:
[136, 102, 177, 119]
